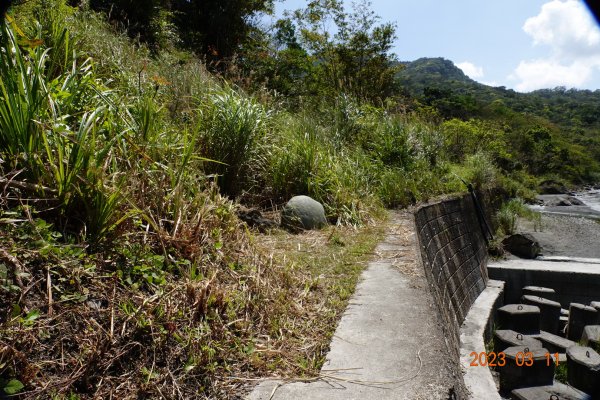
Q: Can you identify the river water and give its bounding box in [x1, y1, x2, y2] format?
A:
[578, 189, 600, 212]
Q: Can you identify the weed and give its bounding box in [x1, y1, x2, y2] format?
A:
[199, 85, 266, 196]
[554, 362, 568, 383]
[495, 198, 542, 235]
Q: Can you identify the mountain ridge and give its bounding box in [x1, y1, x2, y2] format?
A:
[396, 57, 600, 130]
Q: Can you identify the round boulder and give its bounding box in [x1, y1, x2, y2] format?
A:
[281, 195, 327, 231]
[502, 233, 541, 259]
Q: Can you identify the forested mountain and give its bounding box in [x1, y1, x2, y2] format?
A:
[397, 57, 600, 131]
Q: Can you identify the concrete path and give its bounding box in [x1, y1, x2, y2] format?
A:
[248, 211, 455, 400]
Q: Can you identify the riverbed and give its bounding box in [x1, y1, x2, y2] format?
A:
[520, 192, 600, 259]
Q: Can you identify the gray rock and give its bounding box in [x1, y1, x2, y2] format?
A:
[569, 197, 585, 206]
[237, 207, 276, 232]
[281, 195, 327, 231]
[547, 195, 585, 207]
[556, 199, 573, 206]
[502, 233, 542, 259]
[539, 180, 568, 194]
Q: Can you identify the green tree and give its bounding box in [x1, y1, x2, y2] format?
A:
[291, 0, 400, 102]
[237, 18, 315, 98]
[88, 0, 174, 48]
[171, 0, 274, 64]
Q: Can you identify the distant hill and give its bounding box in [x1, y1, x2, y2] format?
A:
[396, 57, 600, 130]
[397, 57, 477, 93]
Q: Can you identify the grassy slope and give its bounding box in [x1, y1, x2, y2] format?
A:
[0, 204, 383, 399]
[0, 4, 389, 399]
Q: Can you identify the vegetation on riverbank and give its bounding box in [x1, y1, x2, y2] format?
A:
[1, 0, 599, 398]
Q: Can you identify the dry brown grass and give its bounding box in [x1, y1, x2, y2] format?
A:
[0, 198, 384, 399]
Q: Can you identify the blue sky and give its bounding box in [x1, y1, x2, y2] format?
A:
[265, 0, 600, 92]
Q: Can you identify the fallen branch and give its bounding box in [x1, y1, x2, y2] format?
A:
[0, 248, 25, 289]
[0, 177, 58, 196]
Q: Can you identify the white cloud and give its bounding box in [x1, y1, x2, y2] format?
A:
[456, 62, 484, 79]
[523, 0, 600, 56]
[514, 59, 593, 91]
[513, 0, 600, 91]
[481, 80, 500, 87]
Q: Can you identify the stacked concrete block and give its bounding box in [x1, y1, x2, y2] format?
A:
[497, 304, 541, 334]
[567, 303, 599, 341]
[511, 382, 588, 400]
[566, 346, 600, 397]
[494, 330, 542, 354]
[521, 295, 561, 334]
[522, 285, 557, 302]
[582, 325, 600, 353]
[532, 330, 576, 355]
[499, 346, 555, 394]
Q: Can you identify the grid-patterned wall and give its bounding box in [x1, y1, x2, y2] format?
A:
[414, 194, 489, 352]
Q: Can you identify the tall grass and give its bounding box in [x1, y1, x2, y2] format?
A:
[0, 16, 122, 242]
[199, 85, 266, 196]
[0, 23, 47, 173]
[495, 197, 542, 235]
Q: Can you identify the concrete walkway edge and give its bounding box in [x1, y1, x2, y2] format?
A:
[459, 279, 505, 400]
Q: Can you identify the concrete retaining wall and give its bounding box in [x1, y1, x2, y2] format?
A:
[414, 193, 490, 354]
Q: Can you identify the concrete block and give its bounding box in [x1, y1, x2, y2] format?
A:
[494, 330, 542, 354]
[566, 345, 600, 396]
[497, 304, 541, 334]
[559, 315, 569, 337]
[568, 303, 599, 341]
[521, 295, 561, 334]
[511, 382, 588, 400]
[530, 330, 576, 354]
[523, 285, 557, 302]
[582, 325, 600, 353]
[488, 260, 600, 309]
[499, 346, 554, 395]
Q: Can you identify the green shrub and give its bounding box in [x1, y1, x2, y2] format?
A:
[199, 85, 266, 196]
[266, 114, 381, 224]
[0, 17, 123, 243]
[367, 118, 415, 170]
[495, 198, 541, 235]
[464, 152, 499, 190]
[378, 168, 415, 208]
[267, 115, 321, 198]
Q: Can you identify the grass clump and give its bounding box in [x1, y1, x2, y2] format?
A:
[495, 198, 542, 236]
[199, 85, 267, 196]
[0, 16, 124, 243]
[0, 202, 383, 398]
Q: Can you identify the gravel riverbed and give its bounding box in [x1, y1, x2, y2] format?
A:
[519, 193, 600, 259]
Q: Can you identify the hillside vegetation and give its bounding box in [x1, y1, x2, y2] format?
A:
[1, 0, 599, 398]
